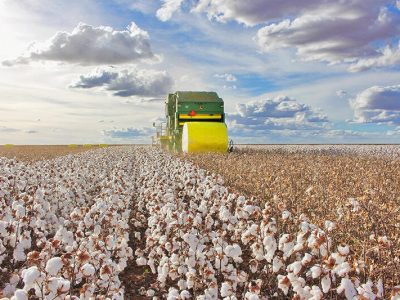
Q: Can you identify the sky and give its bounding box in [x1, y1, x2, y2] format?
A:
[1, 0, 400, 144]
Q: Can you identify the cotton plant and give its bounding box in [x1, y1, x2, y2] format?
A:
[130, 147, 398, 299]
[1, 146, 399, 299]
[0, 149, 134, 299]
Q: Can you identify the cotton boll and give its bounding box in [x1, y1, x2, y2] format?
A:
[321, 275, 331, 293]
[263, 235, 277, 262]
[244, 292, 260, 300]
[3, 283, 16, 297]
[334, 262, 351, 277]
[45, 257, 63, 275]
[249, 259, 258, 273]
[146, 289, 155, 297]
[250, 242, 264, 261]
[167, 287, 180, 300]
[324, 221, 336, 232]
[81, 263, 96, 277]
[272, 256, 284, 273]
[178, 279, 187, 290]
[136, 257, 147, 266]
[186, 271, 196, 289]
[310, 265, 322, 278]
[378, 236, 391, 247]
[376, 279, 384, 298]
[22, 266, 41, 287]
[356, 280, 376, 299]
[337, 278, 357, 299]
[301, 253, 313, 266]
[287, 261, 302, 275]
[57, 278, 70, 293]
[13, 244, 26, 262]
[338, 245, 349, 256]
[281, 210, 291, 220]
[9, 273, 20, 286]
[277, 275, 290, 295]
[0, 221, 8, 237]
[310, 286, 323, 300]
[15, 205, 25, 218]
[10, 289, 28, 300]
[180, 290, 191, 299]
[224, 244, 242, 263]
[221, 282, 233, 297]
[348, 198, 360, 212]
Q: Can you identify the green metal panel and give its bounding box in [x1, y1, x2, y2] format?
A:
[164, 91, 225, 152]
[175, 91, 223, 103]
[165, 91, 224, 122]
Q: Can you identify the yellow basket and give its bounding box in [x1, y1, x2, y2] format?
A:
[182, 122, 228, 153]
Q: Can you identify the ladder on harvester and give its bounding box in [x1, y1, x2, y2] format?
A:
[228, 139, 234, 152]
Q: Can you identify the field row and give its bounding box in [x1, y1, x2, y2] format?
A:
[187, 146, 400, 291]
[238, 144, 400, 159]
[0, 146, 399, 299]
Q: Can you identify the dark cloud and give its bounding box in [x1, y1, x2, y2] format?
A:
[351, 85, 400, 124]
[70, 67, 174, 97]
[193, 0, 336, 25]
[0, 126, 19, 133]
[25, 130, 38, 134]
[256, 1, 400, 65]
[3, 22, 154, 66]
[349, 43, 400, 72]
[184, 0, 400, 69]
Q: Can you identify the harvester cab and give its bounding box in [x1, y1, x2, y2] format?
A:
[153, 91, 230, 153]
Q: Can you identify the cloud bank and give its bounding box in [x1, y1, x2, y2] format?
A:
[228, 96, 328, 134]
[70, 67, 174, 97]
[351, 85, 400, 124]
[255, 1, 400, 65]
[102, 127, 152, 139]
[157, 0, 400, 70]
[3, 22, 154, 66]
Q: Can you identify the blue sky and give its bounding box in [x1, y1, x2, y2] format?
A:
[1, 0, 400, 144]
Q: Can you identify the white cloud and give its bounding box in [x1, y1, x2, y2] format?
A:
[227, 96, 328, 134]
[336, 90, 348, 98]
[3, 22, 154, 66]
[256, 3, 399, 65]
[102, 127, 153, 139]
[70, 67, 174, 97]
[348, 43, 400, 72]
[223, 85, 237, 90]
[351, 85, 400, 124]
[214, 73, 237, 82]
[117, 0, 159, 14]
[156, 0, 184, 22]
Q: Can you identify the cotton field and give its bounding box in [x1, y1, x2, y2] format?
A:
[1, 146, 399, 299]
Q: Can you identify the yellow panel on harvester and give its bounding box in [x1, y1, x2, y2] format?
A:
[182, 122, 228, 153]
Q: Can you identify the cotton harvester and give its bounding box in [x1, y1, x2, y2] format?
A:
[153, 91, 232, 153]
